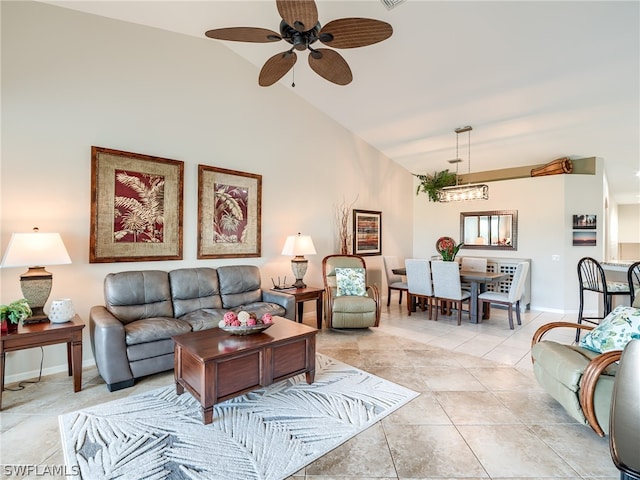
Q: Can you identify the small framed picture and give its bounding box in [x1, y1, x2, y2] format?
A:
[90, 146, 184, 263]
[198, 165, 262, 258]
[573, 231, 597, 246]
[352, 209, 382, 256]
[573, 214, 596, 230]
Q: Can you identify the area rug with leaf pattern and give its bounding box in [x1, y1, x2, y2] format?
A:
[59, 354, 419, 480]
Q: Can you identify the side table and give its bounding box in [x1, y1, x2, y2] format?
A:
[278, 287, 324, 329]
[1, 315, 85, 409]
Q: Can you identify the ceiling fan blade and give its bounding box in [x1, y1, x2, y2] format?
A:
[276, 0, 318, 32]
[319, 18, 393, 48]
[205, 27, 281, 43]
[308, 49, 352, 86]
[259, 51, 297, 86]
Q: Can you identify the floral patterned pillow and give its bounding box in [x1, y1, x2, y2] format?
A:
[579, 305, 640, 353]
[335, 268, 367, 297]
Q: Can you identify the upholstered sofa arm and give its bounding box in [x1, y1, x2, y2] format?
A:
[262, 289, 295, 320]
[89, 305, 134, 390]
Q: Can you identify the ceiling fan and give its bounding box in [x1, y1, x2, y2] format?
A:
[204, 0, 393, 86]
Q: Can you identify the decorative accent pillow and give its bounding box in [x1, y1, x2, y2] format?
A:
[335, 268, 367, 297]
[579, 305, 640, 353]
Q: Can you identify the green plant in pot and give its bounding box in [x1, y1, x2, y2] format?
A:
[0, 298, 32, 333]
[414, 170, 457, 202]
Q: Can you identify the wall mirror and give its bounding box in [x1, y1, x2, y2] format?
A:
[460, 210, 518, 250]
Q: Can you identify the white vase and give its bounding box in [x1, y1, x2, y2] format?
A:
[49, 299, 75, 323]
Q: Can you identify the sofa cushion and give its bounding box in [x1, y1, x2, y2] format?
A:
[217, 265, 262, 308]
[579, 305, 640, 353]
[126, 338, 175, 362]
[169, 268, 222, 317]
[231, 301, 285, 319]
[124, 317, 191, 345]
[104, 270, 173, 324]
[335, 268, 367, 296]
[180, 308, 227, 331]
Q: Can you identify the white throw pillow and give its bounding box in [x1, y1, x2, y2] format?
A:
[334, 268, 367, 297]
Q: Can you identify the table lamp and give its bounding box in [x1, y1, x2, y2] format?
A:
[1, 228, 72, 323]
[281, 233, 316, 288]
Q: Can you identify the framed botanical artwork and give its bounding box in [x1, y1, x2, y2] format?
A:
[198, 165, 262, 258]
[352, 209, 382, 256]
[90, 146, 184, 263]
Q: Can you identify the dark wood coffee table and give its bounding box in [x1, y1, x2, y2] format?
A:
[173, 317, 317, 424]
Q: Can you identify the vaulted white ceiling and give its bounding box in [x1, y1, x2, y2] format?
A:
[44, 0, 640, 203]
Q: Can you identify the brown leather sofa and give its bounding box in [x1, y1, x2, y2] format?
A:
[90, 266, 295, 391]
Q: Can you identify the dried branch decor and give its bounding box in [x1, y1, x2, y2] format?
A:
[334, 197, 357, 254]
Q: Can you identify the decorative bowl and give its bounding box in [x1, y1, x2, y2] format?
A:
[219, 323, 272, 336]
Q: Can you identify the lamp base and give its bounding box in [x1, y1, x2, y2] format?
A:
[292, 279, 307, 289]
[291, 257, 308, 290]
[23, 309, 50, 324]
[20, 267, 53, 324]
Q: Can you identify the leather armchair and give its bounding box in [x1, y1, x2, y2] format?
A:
[531, 322, 620, 437]
[322, 254, 380, 329]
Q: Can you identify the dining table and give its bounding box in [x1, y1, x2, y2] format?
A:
[392, 267, 509, 324]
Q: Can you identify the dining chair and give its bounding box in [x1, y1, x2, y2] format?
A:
[431, 260, 470, 325]
[577, 257, 630, 341]
[460, 257, 487, 292]
[405, 259, 433, 319]
[628, 261, 640, 307]
[478, 261, 529, 329]
[461, 257, 487, 272]
[383, 256, 408, 306]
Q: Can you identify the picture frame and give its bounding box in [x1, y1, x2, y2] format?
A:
[353, 209, 382, 256]
[573, 214, 597, 230]
[573, 231, 597, 246]
[198, 165, 262, 259]
[90, 146, 184, 263]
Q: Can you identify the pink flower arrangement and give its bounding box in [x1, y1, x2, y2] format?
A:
[219, 312, 274, 329]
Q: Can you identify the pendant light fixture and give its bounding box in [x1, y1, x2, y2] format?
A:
[437, 126, 489, 202]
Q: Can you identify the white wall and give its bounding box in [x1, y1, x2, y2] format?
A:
[1, 2, 414, 381]
[618, 204, 640, 242]
[412, 160, 606, 313]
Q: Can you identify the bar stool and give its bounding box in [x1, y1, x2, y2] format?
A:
[628, 261, 640, 307]
[576, 257, 630, 341]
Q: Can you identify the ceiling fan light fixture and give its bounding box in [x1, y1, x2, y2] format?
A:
[438, 125, 489, 203]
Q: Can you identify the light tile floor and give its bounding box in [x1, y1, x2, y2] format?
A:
[0, 303, 618, 479]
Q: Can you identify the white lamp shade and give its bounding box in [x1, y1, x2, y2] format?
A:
[281, 234, 316, 256]
[1, 232, 71, 268]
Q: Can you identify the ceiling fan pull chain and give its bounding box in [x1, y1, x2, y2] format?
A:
[291, 65, 295, 87]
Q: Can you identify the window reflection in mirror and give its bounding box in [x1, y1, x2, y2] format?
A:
[461, 210, 518, 250]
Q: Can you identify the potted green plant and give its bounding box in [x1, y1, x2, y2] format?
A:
[413, 170, 457, 202]
[0, 299, 32, 334]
